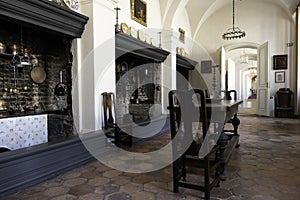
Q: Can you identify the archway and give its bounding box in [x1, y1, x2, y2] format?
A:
[222, 42, 260, 115]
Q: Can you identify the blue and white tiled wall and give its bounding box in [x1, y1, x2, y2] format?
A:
[0, 114, 48, 150]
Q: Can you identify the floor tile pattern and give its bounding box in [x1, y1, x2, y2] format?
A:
[2, 110, 300, 200]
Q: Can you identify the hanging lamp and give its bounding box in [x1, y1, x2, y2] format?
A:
[222, 0, 246, 40]
[240, 48, 248, 64]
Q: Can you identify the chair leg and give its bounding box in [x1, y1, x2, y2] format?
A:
[172, 161, 179, 193]
[182, 155, 187, 181]
[204, 157, 210, 200]
[215, 150, 221, 187]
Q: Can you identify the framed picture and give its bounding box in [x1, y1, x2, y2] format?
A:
[201, 60, 212, 73]
[273, 54, 287, 70]
[131, 0, 147, 27]
[179, 28, 185, 43]
[275, 71, 285, 83]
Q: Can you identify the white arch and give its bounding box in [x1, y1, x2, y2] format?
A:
[162, 0, 189, 29]
[223, 42, 260, 52]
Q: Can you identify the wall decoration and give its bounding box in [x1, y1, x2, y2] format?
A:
[201, 60, 212, 73]
[131, 0, 147, 27]
[179, 28, 185, 43]
[275, 71, 285, 83]
[273, 54, 287, 70]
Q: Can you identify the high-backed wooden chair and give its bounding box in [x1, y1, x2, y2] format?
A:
[221, 90, 237, 101]
[101, 92, 132, 146]
[168, 89, 221, 199]
[275, 88, 294, 118]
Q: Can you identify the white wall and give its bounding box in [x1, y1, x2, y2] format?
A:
[195, 0, 296, 98]
[172, 9, 193, 55]
[76, 0, 164, 131]
[171, 7, 219, 94]
[227, 58, 236, 91]
[76, 0, 95, 133]
[117, 0, 162, 42]
[77, 0, 117, 132]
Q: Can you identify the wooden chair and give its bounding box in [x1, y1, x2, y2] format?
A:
[101, 92, 132, 146]
[275, 88, 294, 118]
[221, 90, 237, 101]
[168, 89, 221, 199]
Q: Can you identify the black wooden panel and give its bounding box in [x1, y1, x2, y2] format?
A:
[116, 32, 170, 62]
[0, 0, 89, 38]
[176, 54, 198, 70]
[0, 136, 95, 198]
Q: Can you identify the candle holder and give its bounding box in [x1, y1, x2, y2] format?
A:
[114, 7, 121, 32]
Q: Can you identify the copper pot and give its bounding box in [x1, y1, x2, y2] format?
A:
[0, 42, 6, 53]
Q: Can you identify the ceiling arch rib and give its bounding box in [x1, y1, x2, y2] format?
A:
[160, 0, 172, 25]
[186, 0, 219, 40]
[162, 0, 189, 29]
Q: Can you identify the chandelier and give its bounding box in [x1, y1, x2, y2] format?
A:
[222, 0, 246, 40]
[240, 48, 248, 64]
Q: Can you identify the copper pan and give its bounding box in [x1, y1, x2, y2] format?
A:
[31, 64, 46, 84]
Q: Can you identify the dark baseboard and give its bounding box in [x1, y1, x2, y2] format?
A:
[0, 136, 95, 199]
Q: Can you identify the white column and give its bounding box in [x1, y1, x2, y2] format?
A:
[161, 29, 176, 114]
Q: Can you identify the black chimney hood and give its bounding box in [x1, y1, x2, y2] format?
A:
[0, 0, 89, 38]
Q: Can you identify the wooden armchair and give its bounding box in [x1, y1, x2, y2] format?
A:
[168, 89, 221, 199]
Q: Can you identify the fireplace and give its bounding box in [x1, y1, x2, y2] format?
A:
[0, 1, 91, 198]
[0, 0, 88, 140]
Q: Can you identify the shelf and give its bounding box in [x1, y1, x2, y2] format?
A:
[0, 0, 89, 38]
[116, 32, 170, 63]
[176, 54, 198, 70]
[0, 52, 13, 59]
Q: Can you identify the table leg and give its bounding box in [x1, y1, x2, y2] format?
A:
[217, 126, 228, 181]
[231, 114, 240, 148]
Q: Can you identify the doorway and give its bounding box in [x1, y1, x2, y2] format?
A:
[221, 43, 261, 116]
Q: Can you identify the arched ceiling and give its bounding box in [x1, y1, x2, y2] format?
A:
[160, 0, 298, 63]
[161, 0, 299, 39]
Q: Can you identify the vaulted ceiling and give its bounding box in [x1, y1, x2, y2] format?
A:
[159, 0, 299, 63]
[160, 0, 299, 38]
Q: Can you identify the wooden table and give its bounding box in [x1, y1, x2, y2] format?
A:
[206, 99, 243, 180]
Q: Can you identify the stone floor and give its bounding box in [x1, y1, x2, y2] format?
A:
[2, 103, 300, 200]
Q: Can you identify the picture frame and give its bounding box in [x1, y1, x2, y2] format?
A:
[131, 0, 147, 27]
[201, 60, 212, 73]
[179, 28, 185, 43]
[273, 54, 287, 70]
[275, 71, 285, 83]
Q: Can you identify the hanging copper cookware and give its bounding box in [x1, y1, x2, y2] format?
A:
[30, 61, 46, 84]
[29, 54, 45, 84]
[54, 70, 66, 96]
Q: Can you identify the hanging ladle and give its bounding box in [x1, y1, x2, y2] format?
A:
[54, 70, 66, 96]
